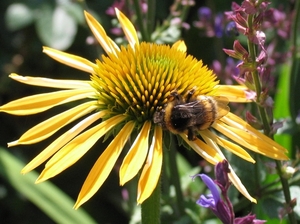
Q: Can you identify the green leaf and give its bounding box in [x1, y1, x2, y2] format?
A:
[176, 153, 201, 191]
[35, 4, 77, 50]
[59, 1, 85, 26]
[0, 148, 96, 224]
[257, 194, 287, 224]
[273, 64, 292, 156]
[5, 3, 34, 31]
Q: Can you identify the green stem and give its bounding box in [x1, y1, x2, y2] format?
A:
[141, 176, 161, 224]
[289, 0, 300, 121]
[133, 0, 150, 41]
[246, 10, 297, 224]
[179, 2, 191, 23]
[247, 15, 261, 100]
[168, 135, 185, 216]
[146, 0, 156, 39]
[246, 19, 272, 135]
[275, 161, 297, 224]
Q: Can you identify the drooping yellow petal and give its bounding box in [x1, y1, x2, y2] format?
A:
[0, 88, 95, 115]
[172, 40, 187, 52]
[36, 115, 126, 183]
[223, 113, 288, 154]
[21, 111, 108, 174]
[115, 8, 139, 50]
[228, 170, 257, 203]
[9, 73, 91, 89]
[181, 134, 223, 165]
[214, 121, 278, 159]
[120, 121, 151, 185]
[200, 133, 257, 203]
[137, 126, 163, 204]
[9, 101, 98, 146]
[214, 85, 251, 102]
[84, 11, 120, 56]
[214, 118, 288, 160]
[74, 121, 135, 209]
[43, 47, 97, 74]
[200, 133, 227, 162]
[216, 136, 255, 163]
[201, 129, 255, 163]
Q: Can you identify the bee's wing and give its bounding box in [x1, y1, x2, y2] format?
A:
[174, 101, 204, 116]
[213, 96, 230, 119]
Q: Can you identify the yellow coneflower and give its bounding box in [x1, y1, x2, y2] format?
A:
[0, 9, 287, 208]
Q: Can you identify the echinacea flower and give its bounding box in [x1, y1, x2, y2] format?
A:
[0, 8, 288, 208]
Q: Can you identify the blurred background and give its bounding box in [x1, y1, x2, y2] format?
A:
[0, 0, 298, 223]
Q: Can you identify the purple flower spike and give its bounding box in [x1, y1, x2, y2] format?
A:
[194, 174, 232, 224]
[199, 174, 220, 205]
[198, 194, 216, 208]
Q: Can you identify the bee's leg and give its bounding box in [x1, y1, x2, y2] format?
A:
[186, 89, 196, 102]
[169, 90, 183, 102]
[187, 128, 196, 141]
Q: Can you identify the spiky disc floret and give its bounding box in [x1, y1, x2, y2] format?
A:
[92, 42, 219, 123]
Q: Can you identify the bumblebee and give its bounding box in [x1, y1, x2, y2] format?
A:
[153, 89, 229, 141]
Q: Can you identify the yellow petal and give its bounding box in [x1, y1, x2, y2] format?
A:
[120, 121, 151, 185]
[9, 73, 91, 89]
[84, 11, 119, 56]
[223, 113, 288, 154]
[228, 169, 257, 203]
[137, 126, 163, 204]
[74, 121, 135, 209]
[115, 8, 139, 50]
[9, 101, 98, 146]
[214, 85, 251, 102]
[180, 134, 223, 164]
[43, 47, 97, 74]
[216, 136, 255, 163]
[213, 121, 286, 159]
[172, 40, 187, 52]
[201, 129, 255, 163]
[0, 89, 95, 115]
[197, 134, 257, 203]
[216, 114, 288, 160]
[36, 115, 126, 183]
[21, 111, 108, 174]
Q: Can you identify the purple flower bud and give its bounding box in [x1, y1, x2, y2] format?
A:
[234, 214, 266, 224]
[198, 7, 212, 21]
[214, 13, 224, 38]
[223, 40, 248, 61]
[215, 160, 230, 190]
[246, 111, 263, 129]
[271, 121, 283, 135]
[211, 60, 222, 75]
[231, 2, 242, 11]
[226, 21, 239, 36]
[233, 40, 249, 59]
[241, 1, 257, 15]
